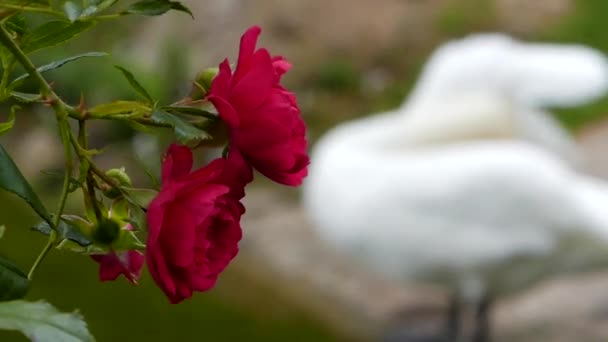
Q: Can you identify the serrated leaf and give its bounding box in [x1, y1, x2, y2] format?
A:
[88, 100, 149, 117]
[0, 300, 94, 341]
[9, 91, 41, 103]
[10, 52, 107, 88]
[125, 0, 192, 17]
[114, 65, 153, 103]
[0, 255, 29, 301]
[161, 105, 217, 120]
[0, 144, 52, 225]
[32, 218, 92, 247]
[0, 106, 16, 136]
[64, 1, 82, 21]
[150, 110, 210, 146]
[23, 20, 95, 54]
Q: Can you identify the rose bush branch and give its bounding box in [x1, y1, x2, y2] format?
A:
[0, 2, 309, 340]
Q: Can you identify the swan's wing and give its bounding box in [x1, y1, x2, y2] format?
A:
[405, 34, 608, 109]
[304, 141, 608, 279]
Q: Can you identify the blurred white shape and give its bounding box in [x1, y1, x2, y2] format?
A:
[303, 33, 608, 299]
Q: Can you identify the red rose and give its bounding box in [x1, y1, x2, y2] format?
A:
[208, 25, 309, 186]
[91, 224, 144, 284]
[146, 145, 246, 303]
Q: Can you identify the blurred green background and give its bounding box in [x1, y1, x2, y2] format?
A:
[2, 0, 608, 340]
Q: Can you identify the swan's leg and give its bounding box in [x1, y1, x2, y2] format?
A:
[446, 293, 461, 341]
[472, 293, 492, 342]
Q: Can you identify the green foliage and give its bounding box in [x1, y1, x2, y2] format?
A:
[125, 0, 193, 18]
[32, 218, 92, 247]
[0, 256, 29, 301]
[22, 21, 95, 54]
[162, 105, 217, 119]
[10, 51, 107, 87]
[314, 60, 360, 93]
[88, 100, 149, 118]
[0, 300, 93, 342]
[0, 106, 16, 135]
[150, 110, 211, 146]
[0, 144, 52, 226]
[114, 65, 154, 104]
[435, 0, 497, 36]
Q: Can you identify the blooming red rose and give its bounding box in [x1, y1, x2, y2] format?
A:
[146, 144, 246, 303]
[91, 224, 144, 284]
[207, 25, 309, 186]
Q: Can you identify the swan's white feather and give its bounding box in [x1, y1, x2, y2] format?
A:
[303, 34, 608, 295]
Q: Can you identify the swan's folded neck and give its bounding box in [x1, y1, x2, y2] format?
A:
[339, 93, 517, 151]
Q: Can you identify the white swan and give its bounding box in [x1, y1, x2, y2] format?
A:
[302, 34, 608, 341]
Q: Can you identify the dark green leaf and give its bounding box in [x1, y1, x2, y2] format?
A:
[125, 0, 192, 17]
[167, 1, 192, 17]
[150, 110, 210, 146]
[32, 219, 92, 247]
[11, 52, 107, 87]
[114, 65, 153, 103]
[0, 300, 94, 341]
[0, 144, 52, 225]
[0, 106, 16, 136]
[161, 105, 217, 120]
[23, 20, 95, 54]
[63, 1, 82, 21]
[9, 92, 41, 103]
[0, 255, 29, 301]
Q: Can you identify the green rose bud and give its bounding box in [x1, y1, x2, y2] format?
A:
[103, 167, 132, 198]
[191, 67, 219, 100]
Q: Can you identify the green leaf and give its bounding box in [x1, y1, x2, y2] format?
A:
[9, 91, 41, 103]
[98, 0, 120, 10]
[11, 52, 107, 87]
[88, 100, 149, 117]
[114, 66, 153, 103]
[150, 110, 210, 146]
[112, 229, 145, 251]
[0, 300, 94, 341]
[0, 106, 16, 136]
[64, 1, 82, 21]
[0, 225, 5, 239]
[0, 255, 29, 301]
[23, 20, 95, 54]
[0, 144, 52, 225]
[5, 14, 27, 36]
[120, 187, 157, 208]
[32, 219, 92, 247]
[81, 0, 119, 16]
[161, 105, 217, 120]
[125, 0, 193, 17]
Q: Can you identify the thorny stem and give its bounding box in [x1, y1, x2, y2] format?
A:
[0, 23, 78, 120]
[0, 23, 78, 278]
